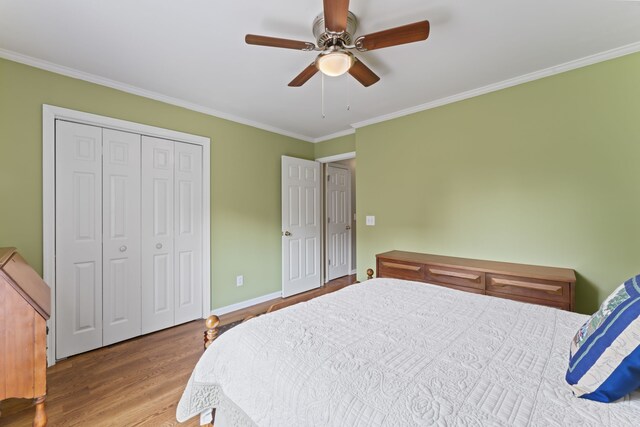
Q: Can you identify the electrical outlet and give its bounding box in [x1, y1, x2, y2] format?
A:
[236, 275, 244, 287]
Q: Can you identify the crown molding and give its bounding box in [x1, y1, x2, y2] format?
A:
[0, 48, 315, 142]
[315, 151, 356, 163]
[312, 127, 356, 143]
[350, 40, 640, 130]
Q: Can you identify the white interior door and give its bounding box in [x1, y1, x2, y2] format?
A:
[282, 156, 321, 298]
[326, 165, 351, 281]
[141, 136, 175, 334]
[55, 120, 103, 358]
[102, 129, 142, 345]
[174, 142, 203, 324]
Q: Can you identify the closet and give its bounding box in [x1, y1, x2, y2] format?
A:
[55, 120, 203, 359]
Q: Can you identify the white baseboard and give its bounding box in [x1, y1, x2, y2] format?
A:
[210, 291, 281, 316]
[350, 269, 357, 275]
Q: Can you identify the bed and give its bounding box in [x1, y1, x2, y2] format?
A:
[176, 277, 640, 426]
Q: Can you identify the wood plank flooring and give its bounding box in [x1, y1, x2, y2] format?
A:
[0, 275, 356, 426]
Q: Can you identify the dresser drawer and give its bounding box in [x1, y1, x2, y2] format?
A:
[486, 291, 571, 310]
[486, 274, 571, 304]
[378, 259, 425, 281]
[425, 265, 484, 290]
[437, 282, 485, 295]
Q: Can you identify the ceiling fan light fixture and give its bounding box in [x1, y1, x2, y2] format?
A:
[316, 51, 353, 77]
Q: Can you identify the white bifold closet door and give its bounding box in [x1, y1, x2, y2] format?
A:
[56, 122, 203, 359]
[141, 137, 175, 334]
[56, 121, 104, 358]
[102, 129, 142, 346]
[173, 142, 203, 324]
[141, 136, 203, 334]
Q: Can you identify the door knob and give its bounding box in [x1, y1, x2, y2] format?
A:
[119, 245, 127, 252]
[156, 243, 163, 249]
[346, 225, 351, 230]
[284, 231, 292, 237]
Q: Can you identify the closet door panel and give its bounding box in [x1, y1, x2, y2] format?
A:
[102, 129, 142, 345]
[55, 120, 103, 359]
[174, 143, 203, 324]
[141, 136, 175, 334]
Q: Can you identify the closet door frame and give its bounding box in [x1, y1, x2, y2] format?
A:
[42, 105, 211, 366]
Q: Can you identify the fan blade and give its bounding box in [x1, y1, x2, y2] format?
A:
[323, 0, 350, 33]
[355, 20, 430, 51]
[289, 63, 319, 87]
[348, 58, 380, 87]
[245, 34, 315, 51]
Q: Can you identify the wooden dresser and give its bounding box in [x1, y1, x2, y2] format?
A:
[376, 251, 576, 311]
[0, 247, 50, 426]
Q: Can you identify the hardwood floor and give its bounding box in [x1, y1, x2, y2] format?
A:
[0, 275, 357, 426]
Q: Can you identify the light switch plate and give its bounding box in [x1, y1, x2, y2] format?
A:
[236, 275, 244, 287]
[366, 216, 375, 226]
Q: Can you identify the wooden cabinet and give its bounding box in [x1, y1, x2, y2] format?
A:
[376, 251, 576, 311]
[0, 247, 50, 426]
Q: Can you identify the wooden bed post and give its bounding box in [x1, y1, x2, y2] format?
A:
[204, 315, 220, 350]
[203, 315, 220, 426]
[366, 268, 374, 280]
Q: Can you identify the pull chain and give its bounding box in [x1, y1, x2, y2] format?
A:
[321, 73, 326, 119]
[346, 77, 351, 111]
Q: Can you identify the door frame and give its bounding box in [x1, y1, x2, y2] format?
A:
[315, 152, 356, 282]
[42, 104, 211, 366]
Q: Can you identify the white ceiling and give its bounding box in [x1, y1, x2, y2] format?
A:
[2, 0, 640, 141]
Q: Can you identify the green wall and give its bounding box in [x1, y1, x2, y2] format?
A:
[356, 52, 640, 314]
[314, 133, 355, 159]
[0, 57, 314, 309]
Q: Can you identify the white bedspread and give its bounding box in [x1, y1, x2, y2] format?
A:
[177, 278, 640, 426]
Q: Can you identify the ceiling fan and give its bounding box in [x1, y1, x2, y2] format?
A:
[245, 0, 430, 87]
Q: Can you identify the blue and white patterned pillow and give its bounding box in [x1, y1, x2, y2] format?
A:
[565, 274, 640, 402]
